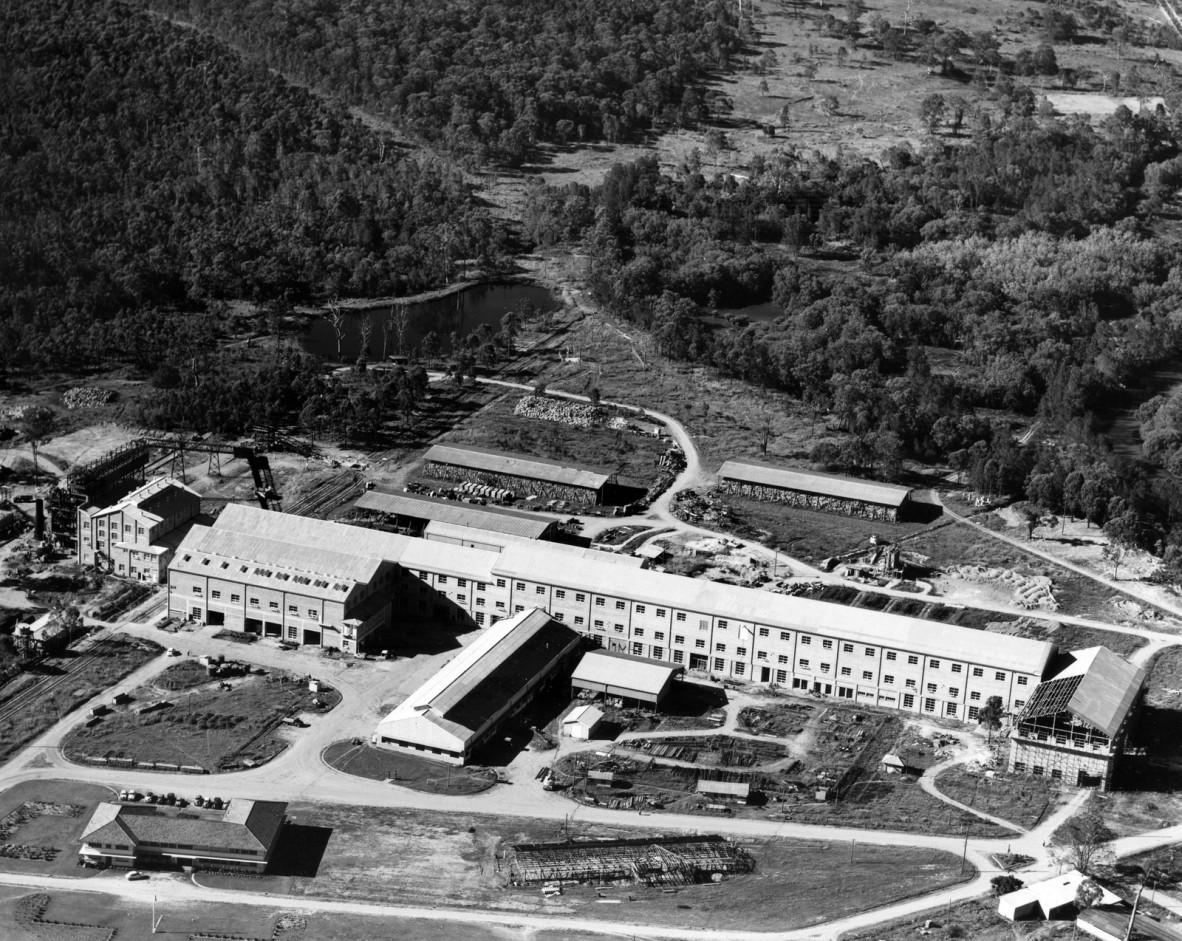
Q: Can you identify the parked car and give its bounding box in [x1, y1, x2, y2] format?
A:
[126, 870, 148, 881]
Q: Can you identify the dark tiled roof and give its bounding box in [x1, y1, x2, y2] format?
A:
[81, 800, 287, 854]
[424, 445, 611, 490]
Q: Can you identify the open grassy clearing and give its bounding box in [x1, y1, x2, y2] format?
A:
[322, 740, 497, 795]
[62, 663, 339, 773]
[0, 781, 114, 879]
[844, 895, 1073, 941]
[196, 800, 971, 932]
[934, 767, 1063, 831]
[0, 637, 162, 765]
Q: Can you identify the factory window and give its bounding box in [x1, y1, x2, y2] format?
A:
[757, 651, 767, 661]
[594, 620, 604, 629]
[734, 662, 745, 676]
[886, 652, 896, 661]
[477, 582, 486, 591]
[695, 639, 706, 649]
[674, 635, 684, 645]
[615, 600, 625, 610]
[699, 619, 709, 630]
[841, 667, 851, 677]
[288, 605, 297, 614]
[613, 623, 624, 633]
[635, 628, 645, 637]
[476, 613, 486, 625]
[496, 579, 506, 588]
[924, 698, 936, 713]
[1051, 769, 1063, 781]
[973, 667, 983, 677]
[515, 605, 524, 613]
[838, 686, 853, 699]
[949, 688, 959, 698]
[192, 587, 203, 596]
[419, 571, 429, 580]
[676, 613, 686, 622]
[230, 594, 240, 603]
[820, 663, 830, 673]
[780, 631, 790, 642]
[883, 674, 894, 685]
[652, 647, 664, 660]
[438, 575, 448, 585]
[457, 578, 467, 588]
[516, 582, 524, 590]
[799, 659, 810, 669]
[862, 671, 873, 681]
[995, 671, 1006, 681]
[457, 594, 466, 603]
[715, 643, 726, 653]
[211, 591, 221, 600]
[496, 601, 506, 610]
[83, 521, 90, 530]
[595, 597, 604, 607]
[574, 616, 584, 626]
[968, 706, 979, 721]
[822, 640, 833, 650]
[536, 586, 545, 595]
[926, 683, 937, 693]
[555, 590, 565, 599]
[476, 598, 484, 607]
[843, 643, 854, 653]
[673, 650, 684, 664]
[759, 628, 769, 637]
[632, 643, 644, 656]
[576, 594, 586, 602]
[636, 604, 645, 614]
[970, 691, 981, 701]
[1032, 765, 1045, 777]
[776, 670, 788, 683]
[1012, 760, 1024, 772]
[946, 703, 958, 717]
[902, 694, 915, 709]
[906, 679, 917, 689]
[718, 620, 728, 630]
[1014, 700, 1025, 709]
[865, 648, 875, 657]
[713, 657, 725, 671]
[308, 610, 318, 620]
[778, 655, 788, 664]
[657, 608, 667, 618]
[801, 636, 812, 646]
[930, 659, 940, 669]
[907, 655, 918, 665]
[287, 626, 297, 639]
[654, 631, 665, 641]
[269, 601, 279, 612]
[736, 646, 747, 656]
[1017, 676, 1028, 686]
[553, 611, 562, 621]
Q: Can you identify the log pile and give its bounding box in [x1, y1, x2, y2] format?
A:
[514, 395, 606, 427]
[62, 386, 116, 409]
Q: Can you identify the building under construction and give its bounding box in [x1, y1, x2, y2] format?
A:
[505, 834, 755, 887]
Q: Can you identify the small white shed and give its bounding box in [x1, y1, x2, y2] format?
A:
[562, 705, 604, 740]
[881, 753, 905, 774]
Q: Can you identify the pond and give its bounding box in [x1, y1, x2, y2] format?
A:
[300, 282, 560, 361]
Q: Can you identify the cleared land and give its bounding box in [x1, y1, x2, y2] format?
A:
[0, 636, 162, 765]
[195, 801, 972, 932]
[934, 767, 1062, 831]
[62, 662, 339, 773]
[844, 896, 1074, 941]
[0, 780, 113, 878]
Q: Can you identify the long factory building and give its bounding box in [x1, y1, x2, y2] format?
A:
[167, 504, 1053, 719]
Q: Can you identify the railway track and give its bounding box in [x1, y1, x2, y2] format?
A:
[0, 632, 123, 731]
[285, 472, 365, 518]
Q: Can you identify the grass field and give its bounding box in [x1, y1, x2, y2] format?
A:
[934, 767, 1062, 831]
[62, 665, 339, 773]
[322, 740, 497, 795]
[193, 800, 972, 932]
[0, 780, 114, 879]
[0, 638, 162, 765]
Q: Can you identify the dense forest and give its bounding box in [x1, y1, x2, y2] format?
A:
[144, 0, 741, 165]
[0, 0, 503, 375]
[522, 107, 1182, 564]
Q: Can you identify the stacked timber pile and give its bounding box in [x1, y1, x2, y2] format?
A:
[62, 387, 116, 409]
[946, 565, 1059, 611]
[514, 395, 605, 427]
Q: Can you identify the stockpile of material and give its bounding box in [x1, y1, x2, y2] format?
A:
[514, 395, 605, 427]
[62, 387, 115, 409]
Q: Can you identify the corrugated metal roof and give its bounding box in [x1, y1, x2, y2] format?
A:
[571, 649, 680, 697]
[376, 608, 580, 750]
[424, 444, 611, 491]
[356, 490, 556, 539]
[491, 550, 1054, 675]
[563, 705, 604, 727]
[1019, 647, 1145, 738]
[717, 460, 913, 508]
[696, 779, 750, 796]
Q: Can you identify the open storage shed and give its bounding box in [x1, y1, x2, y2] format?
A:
[570, 649, 681, 708]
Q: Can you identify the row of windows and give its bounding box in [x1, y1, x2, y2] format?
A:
[190, 586, 322, 620]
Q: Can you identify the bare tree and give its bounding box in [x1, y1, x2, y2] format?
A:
[394, 306, 410, 356]
[19, 406, 58, 478]
[359, 312, 374, 359]
[326, 302, 347, 362]
[1052, 808, 1117, 875]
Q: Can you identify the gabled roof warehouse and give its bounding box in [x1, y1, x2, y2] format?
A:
[717, 460, 913, 509]
[374, 608, 582, 764]
[571, 649, 681, 706]
[424, 444, 612, 491]
[1018, 647, 1145, 738]
[356, 490, 558, 540]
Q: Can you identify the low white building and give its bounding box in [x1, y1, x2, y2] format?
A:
[561, 704, 604, 740]
[998, 870, 1120, 921]
[373, 608, 581, 765]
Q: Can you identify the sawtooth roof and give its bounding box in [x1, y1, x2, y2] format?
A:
[356, 490, 556, 539]
[424, 444, 612, 491]
[717, 459, 913, 508]
[1019, 646, 1145, 738]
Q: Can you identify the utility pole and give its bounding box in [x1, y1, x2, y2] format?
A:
[152, 893, 162, 933]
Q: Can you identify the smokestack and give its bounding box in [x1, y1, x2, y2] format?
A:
[34, 497, 44, 542]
